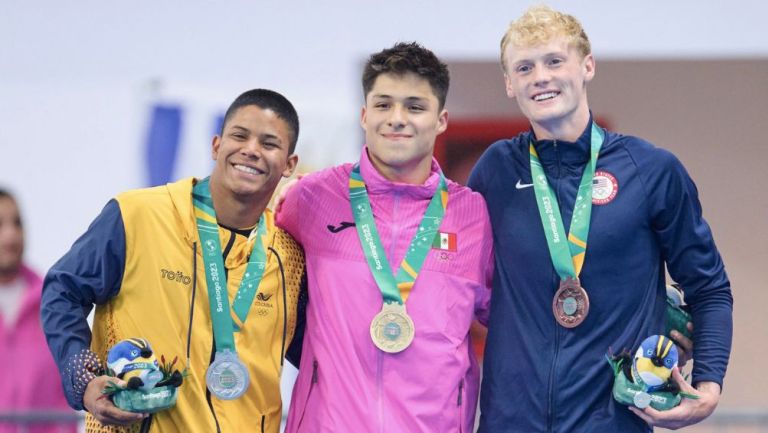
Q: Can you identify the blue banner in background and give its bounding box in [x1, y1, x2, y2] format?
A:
[213, 113, 225, 138]
[144, 105, 183, 187]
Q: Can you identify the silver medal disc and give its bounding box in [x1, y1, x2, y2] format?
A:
[206, 350, 250, 400]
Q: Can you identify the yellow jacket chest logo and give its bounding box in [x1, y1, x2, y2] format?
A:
[253, 291, 275, 316]
[160, 268, 192, 286]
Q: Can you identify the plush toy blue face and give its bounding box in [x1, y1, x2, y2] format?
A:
[108, 338, 156, 365]
[107, 338, 163, 392]
[632, 334, 678, 391]
[108, 338, 159, 374]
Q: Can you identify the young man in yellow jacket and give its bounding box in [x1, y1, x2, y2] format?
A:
[42, 89, 305, 433]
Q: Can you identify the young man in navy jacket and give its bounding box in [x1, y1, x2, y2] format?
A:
[470, 5, 732, 432]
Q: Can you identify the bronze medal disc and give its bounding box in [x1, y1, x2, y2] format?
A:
[552, 277, 589, 328]
[370, 303, 415, 353]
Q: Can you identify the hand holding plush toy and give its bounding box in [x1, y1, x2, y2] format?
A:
[104, 338, 184, 413]
[107, 338, 164, 392]
[607, 334, 698, 411]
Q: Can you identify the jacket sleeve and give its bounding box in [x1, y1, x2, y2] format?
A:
[638, 147, 733, 388]
[275, 179, 304, 244]
[474, 199, 494, 327]
[41, 199, 126, 409]
[468, 152, 495, 326]
[285, 271, 308, 368]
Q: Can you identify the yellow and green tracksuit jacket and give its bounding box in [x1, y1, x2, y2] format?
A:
[42, 178, 305, 433]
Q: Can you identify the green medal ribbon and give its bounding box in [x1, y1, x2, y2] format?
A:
[529, 123, 605, 280]
[192, 177, 268, 352]
[349, 165, 448, 304]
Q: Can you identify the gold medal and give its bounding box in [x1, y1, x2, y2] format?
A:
[370, 303, 415, 353]
[552, 277, 590, 328]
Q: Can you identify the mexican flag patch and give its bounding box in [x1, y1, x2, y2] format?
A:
[432, 232, 457, 252]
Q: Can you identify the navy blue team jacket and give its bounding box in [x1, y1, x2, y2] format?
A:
[468, 120, 732, 433]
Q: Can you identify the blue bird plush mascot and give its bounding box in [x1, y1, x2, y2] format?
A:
[107, 338, 164, 392]
[631, 334, 678, 392]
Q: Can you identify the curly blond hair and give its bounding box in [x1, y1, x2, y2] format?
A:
[500, 5, 591, 72]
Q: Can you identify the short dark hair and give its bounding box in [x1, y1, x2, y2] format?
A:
[0, 188, 21, 228]
[221, 89, 300, 153]
[362, 42, 450, 110]
[0, 188, 14, 201]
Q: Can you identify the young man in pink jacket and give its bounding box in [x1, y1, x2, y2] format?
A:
[277, 43, 493, 432]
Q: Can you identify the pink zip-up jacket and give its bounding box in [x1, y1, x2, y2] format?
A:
[277, 149, 493, 433]
[0, 265, 76, 433]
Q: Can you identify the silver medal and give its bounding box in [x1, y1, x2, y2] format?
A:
[206, 350, 250, 400]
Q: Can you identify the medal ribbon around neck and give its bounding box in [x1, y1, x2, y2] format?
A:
[529, 123, 605, 281]
[192, 177, 269, 352]
[349, 164, 448, 305]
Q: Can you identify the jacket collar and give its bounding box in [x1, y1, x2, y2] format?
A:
[531, 115, 594, 169]
[166, 178, 275, 264]
[167, 177, 198, 245]
[359, 146, 445, 199]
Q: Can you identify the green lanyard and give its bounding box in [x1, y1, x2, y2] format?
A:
[192, 178, 268, 352]
[529, 123, 605, 280]
[349, 165, 448, 304]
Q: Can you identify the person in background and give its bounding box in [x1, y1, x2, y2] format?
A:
[0, 189, 77, 433]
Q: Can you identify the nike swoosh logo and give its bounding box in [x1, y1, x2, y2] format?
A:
[515, 180, 534, 189]
[327, 222, 356, 233]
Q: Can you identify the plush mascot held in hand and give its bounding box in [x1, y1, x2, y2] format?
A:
[632, 334, 679, 392]
[608, 334, 696, 410]
[107, 338, 164, 392]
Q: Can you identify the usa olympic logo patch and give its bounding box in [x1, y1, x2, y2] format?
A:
[592, 171, 618, 205]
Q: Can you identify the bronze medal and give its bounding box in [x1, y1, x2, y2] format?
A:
[370, 303, 415, 353]
[552, 277, 589, 328]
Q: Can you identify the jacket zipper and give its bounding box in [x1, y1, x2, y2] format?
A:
[388, 190, 402, 269]
[260, 414, 266, 433]
[377, 351, 384, 433]
[547, 322, 561, 433]
[205, 371, 222, 433]
[377, 190, 401, 433]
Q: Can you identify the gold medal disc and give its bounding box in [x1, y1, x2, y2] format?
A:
[370, 303, 415, 353]
[552, 277, 590, 328]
